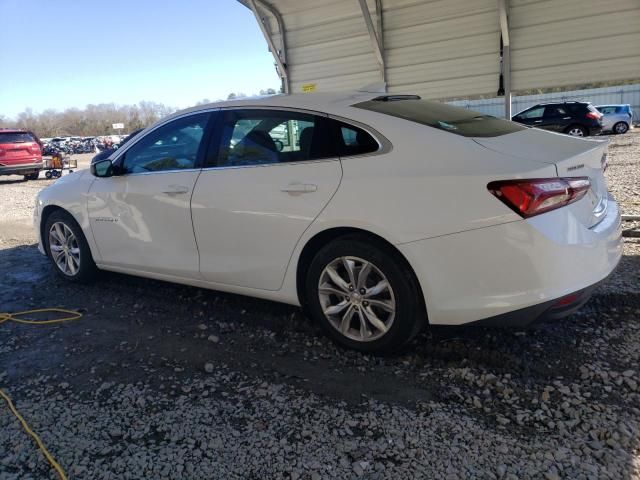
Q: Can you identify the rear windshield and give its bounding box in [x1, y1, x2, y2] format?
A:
[353, 98, 525, 137]
[0, 132, 35, 143]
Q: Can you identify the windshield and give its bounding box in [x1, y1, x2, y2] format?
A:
[353, 97, 525, 137]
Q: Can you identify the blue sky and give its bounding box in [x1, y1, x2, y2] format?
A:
[0, 0, 280, 118]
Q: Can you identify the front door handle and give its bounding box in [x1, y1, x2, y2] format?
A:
[162, 185, 189, 195]
[281, 183, 317, 193]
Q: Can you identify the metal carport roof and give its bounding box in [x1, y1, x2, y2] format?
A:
[239, 0, 640, 116]
[239, 0, 640, 118]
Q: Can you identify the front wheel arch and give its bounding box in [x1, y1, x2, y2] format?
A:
[295, 227, 427, 324]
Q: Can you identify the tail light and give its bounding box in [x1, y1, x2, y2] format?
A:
[28, 143, 41, 155]
[487, 177, 591, 218]
[585, 112, 601, 120]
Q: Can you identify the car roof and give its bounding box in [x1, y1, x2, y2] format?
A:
[166, 92, 383, 121]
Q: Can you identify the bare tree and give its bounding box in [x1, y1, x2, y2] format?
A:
[1, 101, 178, 137]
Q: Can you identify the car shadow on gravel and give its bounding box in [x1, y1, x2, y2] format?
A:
[2, 243, 640, 477]
[1, 242, 638, 402]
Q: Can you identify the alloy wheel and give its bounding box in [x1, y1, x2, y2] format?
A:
[317, 256, 396, 342]
[614, 122, 628, 134]
[48, 222, 81, 276]
[567, 127, 584, 137]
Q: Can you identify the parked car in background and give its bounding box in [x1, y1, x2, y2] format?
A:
[34, 93, 621, 353]
[596, 104, 634, 134]
[91, 128, 145, 164]
[512, 101, 603, 137]
[0, 129, 43, 180]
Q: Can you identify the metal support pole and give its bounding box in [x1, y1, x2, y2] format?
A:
[248, 0, 290, 94]
[498, 0, 511, 119]
[358, 0, 386, 84]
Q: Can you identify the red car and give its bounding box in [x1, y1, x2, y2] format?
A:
[0, 128, 43, 180]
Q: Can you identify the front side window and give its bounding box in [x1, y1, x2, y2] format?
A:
[121, 113, 209, 173]
[217, 110, 336, 167]
[519, 107, 545, 119]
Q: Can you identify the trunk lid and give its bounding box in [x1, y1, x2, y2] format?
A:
[473, 128, 609, 228]
[0, 132, 41, 166]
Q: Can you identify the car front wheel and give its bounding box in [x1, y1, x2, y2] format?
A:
[305, 236, 425, 354]
[44, 210, 97, 283]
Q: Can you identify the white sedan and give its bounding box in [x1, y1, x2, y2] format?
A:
[34, 93, 622, 353]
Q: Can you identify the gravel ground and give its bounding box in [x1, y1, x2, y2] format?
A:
[0, 136, 639, 479]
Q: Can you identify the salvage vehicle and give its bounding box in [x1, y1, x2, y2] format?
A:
[596, 104, 634, 135]
[34, 93, 622, 353]
[512, 101, 603, 137]
[0, 129, 43, 180]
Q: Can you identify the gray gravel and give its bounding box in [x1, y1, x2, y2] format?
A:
[0, 136, 639, 479]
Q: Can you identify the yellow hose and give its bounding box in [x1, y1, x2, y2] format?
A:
[0, 308, 82, 480]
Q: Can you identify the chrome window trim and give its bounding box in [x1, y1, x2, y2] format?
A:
[108, 105, 393, 175]
[209, 106, 392, 170]
[200, 157, 340, 172]
[112, 168, 203, 177]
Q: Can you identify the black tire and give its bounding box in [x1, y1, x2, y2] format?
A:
[44, 210, 98, 283]
[23, 171, 39, 181]
[304, 235, 425, 354]
[613, 122, 629, 134]
[564, 124, 588, 137]
[45, 171, 52, 179]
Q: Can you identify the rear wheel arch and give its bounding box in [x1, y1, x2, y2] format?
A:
[564, 124, 588, 137]
[295, 227, 427, 320]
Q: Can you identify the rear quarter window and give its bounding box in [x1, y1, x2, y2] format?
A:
[0, 132, 35, 143]
[353, 98, 525, 137]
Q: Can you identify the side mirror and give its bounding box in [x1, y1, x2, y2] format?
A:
[91, 159, 114, 177]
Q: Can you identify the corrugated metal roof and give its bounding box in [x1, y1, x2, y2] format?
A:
[241, 0, 640, 100]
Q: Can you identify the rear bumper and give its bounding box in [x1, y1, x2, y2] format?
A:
[0, 162, 42, 175]
[468, 279, 603, 327]
[397, 196, 622, 326]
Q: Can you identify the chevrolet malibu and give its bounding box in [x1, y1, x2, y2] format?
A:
[34, 93, 622, 353]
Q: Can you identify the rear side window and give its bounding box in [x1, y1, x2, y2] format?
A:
[0, 132, 35, 143]
[337, 123, 379, 156]
[353, 98, 525, 137]
[216, 110, 338, 167]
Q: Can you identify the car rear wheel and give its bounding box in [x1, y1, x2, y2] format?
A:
[565, 125, 587, 137]
[613, 122, 629, 134]
[23, 171, 39, 181]
[44, 210, 97, 283]
[304, 235, 425, 354]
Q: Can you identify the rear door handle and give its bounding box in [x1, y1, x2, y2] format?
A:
[162, 185, 189, 195]
[281, 183, 317, 193]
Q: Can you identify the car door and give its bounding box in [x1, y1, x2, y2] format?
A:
[191, 108, 342, 291]
[87, 112, 213, 277]
[541, 105, 570, 132]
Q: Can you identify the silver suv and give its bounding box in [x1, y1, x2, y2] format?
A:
[596, 104, 634, 134]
